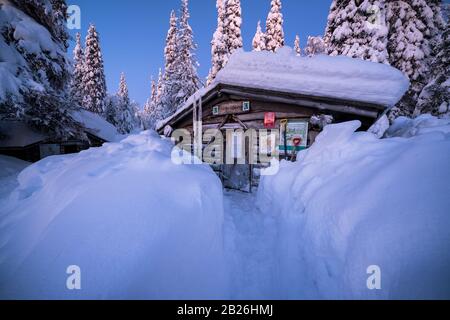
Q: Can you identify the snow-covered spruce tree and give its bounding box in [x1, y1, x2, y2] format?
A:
[117, 72, 129, 105]
[154, 12, 178, 122]
[428, 1, 446, 55]
[155, 1, 200, 121]
[143, 78, 157, 130]
[294, 35, 301, 56]
[165, 10, 178, 75]
[173, 0, 200, 109]
[104, 95, 119, 132]
[82, 24, 107, 115]
[323, 0, 339, 50]
[70, 33, 84, 106]
[225, 0, 243, 55]
[105, 73, 135, 134]
[117, 73, 135, 133]
[265, 0, 285, 52]
[414, 18, 449, 117]
[0, 0, 83, 139]
[207, 0, 228, 84]
[13, 0, 69, 47]
[387, 0, 444, 118]
[305, 36, 326, 57]
[142, 98, 152, 125]
[151, 72, 166, 129]
[324, 0, 389, 64]
[252, 20, 266, 52]
[155, 68, 164, 104]
[143, 82, 155, 116]
[150, 78, 158, 108]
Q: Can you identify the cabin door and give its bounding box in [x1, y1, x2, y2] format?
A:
[220, 124, 252, 193]
[222, 163, 252, 193]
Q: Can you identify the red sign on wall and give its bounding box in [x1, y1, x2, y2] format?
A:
[264, 112, 276, 129]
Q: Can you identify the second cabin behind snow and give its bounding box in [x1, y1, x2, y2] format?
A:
[158, 48, 409, 193]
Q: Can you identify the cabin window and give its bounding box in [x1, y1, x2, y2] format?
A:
[40, 144, 61, 158]
[242, 101, 250, 112]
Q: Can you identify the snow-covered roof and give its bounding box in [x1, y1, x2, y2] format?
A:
[71, 109, 119, 142]
[0, 121, 48, 148]
[0, 110, 119, 148]
[215, 47, 409, 107]
[158, 48, 409, 131]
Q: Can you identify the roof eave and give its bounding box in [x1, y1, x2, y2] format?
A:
[158, 82, 389, 133]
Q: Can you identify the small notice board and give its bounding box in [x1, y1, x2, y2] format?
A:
[279, 120, 309, 154]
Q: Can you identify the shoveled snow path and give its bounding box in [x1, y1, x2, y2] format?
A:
[223, 190, 279, 299]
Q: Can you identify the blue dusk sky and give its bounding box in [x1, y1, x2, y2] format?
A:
[68, 0, 333, 106]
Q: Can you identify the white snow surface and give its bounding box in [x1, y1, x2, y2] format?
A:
[367, 114, 390, 138]
[385, 114, 450, 138]
[1, 116, 449, 299]
[257, 118, 450, 299]
[215, 47, 410, 107]
[71, 109, 121, 142]
[0, 132, 228, 299]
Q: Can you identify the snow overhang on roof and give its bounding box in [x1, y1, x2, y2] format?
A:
[71, 109, 119, 142]
[157, 48, 409, 131]
[216, 47, 410, 107]
[0, 121, 48, 148]
[0, 110, 119, 148]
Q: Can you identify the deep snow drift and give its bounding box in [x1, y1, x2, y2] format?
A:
[1, 117, 449, 300]
[0, 132, 227, 299]
[257, 116, 450, 299]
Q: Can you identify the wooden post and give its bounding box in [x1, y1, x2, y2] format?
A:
[198, 95, 203, 161]
[192, 95, 203, 163]
[193, 96, 197, 161]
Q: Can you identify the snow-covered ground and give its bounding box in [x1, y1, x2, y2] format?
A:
[0, 116, 449, 300]
[223, 190, 279, 299]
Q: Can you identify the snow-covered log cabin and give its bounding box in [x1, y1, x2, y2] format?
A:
[162, 48, 410, 192]
[0, 110, 119, 162]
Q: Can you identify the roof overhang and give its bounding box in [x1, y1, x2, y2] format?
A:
[157, 83, 387, 133]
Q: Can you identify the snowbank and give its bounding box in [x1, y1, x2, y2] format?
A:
[0, 132, 228, 299]
[257, 118, 450, 299]
[215, 47, 410, 107]
[0, 155, 29, 180]
[385, 114, 450, 138]
[0, 155, 29, 208]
